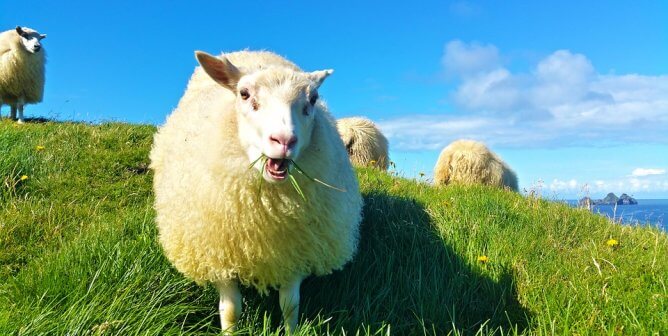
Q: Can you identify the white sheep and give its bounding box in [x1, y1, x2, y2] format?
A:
[0, 26, 47, 123]
[336, 117, 390, 170]
[150, 50, 363, 333]
[433, 139, 518, 191]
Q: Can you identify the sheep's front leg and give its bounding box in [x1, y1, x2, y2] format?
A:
[17, 98, 25, 124]
[10, 104, 17, 121]
[279, 276, 303, 333]
[215, 280, 241, 334]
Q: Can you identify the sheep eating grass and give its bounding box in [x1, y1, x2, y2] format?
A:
[150, 50, 363, 333]
[336, 116, 389, 170]
[0, 26, 47, 123]
[434, 139, 518, 191]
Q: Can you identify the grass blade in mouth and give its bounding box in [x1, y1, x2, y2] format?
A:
[290, 160, 347, 192]
[248, 153, 268, 170]
[249, 154, 268, 196]
[248, 154, 346, 198]
[289, 174, 306, 200]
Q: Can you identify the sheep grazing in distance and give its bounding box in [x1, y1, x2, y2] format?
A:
[434, 139, 518, 191]
[337, 116, 389, 170]
[0, 26, 47, 123]
[150, 50, 363, 333]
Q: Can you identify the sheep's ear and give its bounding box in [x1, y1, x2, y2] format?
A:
[195, 51, 241, 91]
[309, 69, 333, 89]
[39, 34, 47, 40]
[15, 26, 24, 36]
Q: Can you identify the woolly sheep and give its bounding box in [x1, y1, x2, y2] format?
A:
[433, 139, 518, 191]
[150, 50, 363, 333]
[336, 116, 389, 170]
[0, 26, 46, 123]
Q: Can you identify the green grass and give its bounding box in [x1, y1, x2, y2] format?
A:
[1, 119, 666, 335]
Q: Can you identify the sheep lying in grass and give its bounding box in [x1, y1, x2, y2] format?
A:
[0, 26, 46, 123]
[150, 50, 363, 333]
[336, 117, 389, 170]
[434, 139, 518, 191]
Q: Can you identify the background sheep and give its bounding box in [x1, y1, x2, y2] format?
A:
[434, 139, 518, 191]
[0, 26, 47, 123]
[337, 116, 389, 170]
[150, 50, 363, 333]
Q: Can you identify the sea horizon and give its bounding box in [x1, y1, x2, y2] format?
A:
[564, 198, 667, 231]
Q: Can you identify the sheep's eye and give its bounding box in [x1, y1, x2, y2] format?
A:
[239, 88, 250, 100]
[309, 92, 319, 105]
[302, 105, 309, 116]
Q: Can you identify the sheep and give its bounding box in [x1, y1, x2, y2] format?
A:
[336, 117, 390, 170]
[0, 26, 47, 124]
[150, 50, 363, 333]
[433, 139, 518, 191]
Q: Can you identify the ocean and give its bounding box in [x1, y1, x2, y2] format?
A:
[566, 199, 667, 231]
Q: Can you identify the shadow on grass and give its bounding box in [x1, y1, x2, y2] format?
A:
[297, 191, 532, 334]
[0, 116, 52, 124]
[185, 190, 532, 334]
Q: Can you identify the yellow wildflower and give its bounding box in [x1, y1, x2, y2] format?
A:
[606, 239, 619, 248]
[36, 145, 45, 151]
[370, 160, 377, 165]
[477, 255, 489, 263]
[20, 175, 29, 181]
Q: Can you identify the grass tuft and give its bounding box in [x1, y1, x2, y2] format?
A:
[1, 120, 667, 335]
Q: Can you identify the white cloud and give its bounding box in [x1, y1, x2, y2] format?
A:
[631, 168, 666, 177]
[442, 40, 501, 77]
[453, 49, 667, 124]
[379, 115, 498, 150]
[549, 179, 579, 191]
[380, 41, 668, 150]
[546, 176, 668, 196]
[449, 1, 481, 18]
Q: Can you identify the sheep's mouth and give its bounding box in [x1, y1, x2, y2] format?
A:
[249, 154, 346, 198]
[265, 158, 290, 180]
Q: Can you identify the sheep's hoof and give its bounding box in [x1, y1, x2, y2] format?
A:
[17, 119, 25, 124]
[221, 324, 236, 336]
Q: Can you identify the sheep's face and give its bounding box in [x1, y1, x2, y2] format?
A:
[337, 126, 355, 155]
[195, 51, 332, 183]
[16, 26, 46, 54]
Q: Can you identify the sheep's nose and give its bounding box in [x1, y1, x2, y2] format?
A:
[269, 134, 297, 153]
[34, 45, 41, 51]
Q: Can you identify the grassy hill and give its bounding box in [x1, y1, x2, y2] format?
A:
[1, 119, 666, 335]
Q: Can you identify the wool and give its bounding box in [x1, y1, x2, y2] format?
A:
[150, 51, 363, 294]
[0, 27, 45, 116]
[336, 117, 389, 170]
[433, 139, 518, 191]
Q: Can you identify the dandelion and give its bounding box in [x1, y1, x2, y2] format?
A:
[606, 239, 619, 248]
[477, 255, 489, 264]
[370, 160, 377, 166]
[20, 175, 28, 181]
[35, 145, 45, 151]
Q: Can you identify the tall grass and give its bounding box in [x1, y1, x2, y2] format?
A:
[1, 119, 666, 335]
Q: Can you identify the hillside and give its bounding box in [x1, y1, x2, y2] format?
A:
[1, 120, 666, 335]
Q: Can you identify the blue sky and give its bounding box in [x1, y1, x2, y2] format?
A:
[2, 0, 667, 198]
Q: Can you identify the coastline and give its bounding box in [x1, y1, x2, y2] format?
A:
[565, 199, 667, 230]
